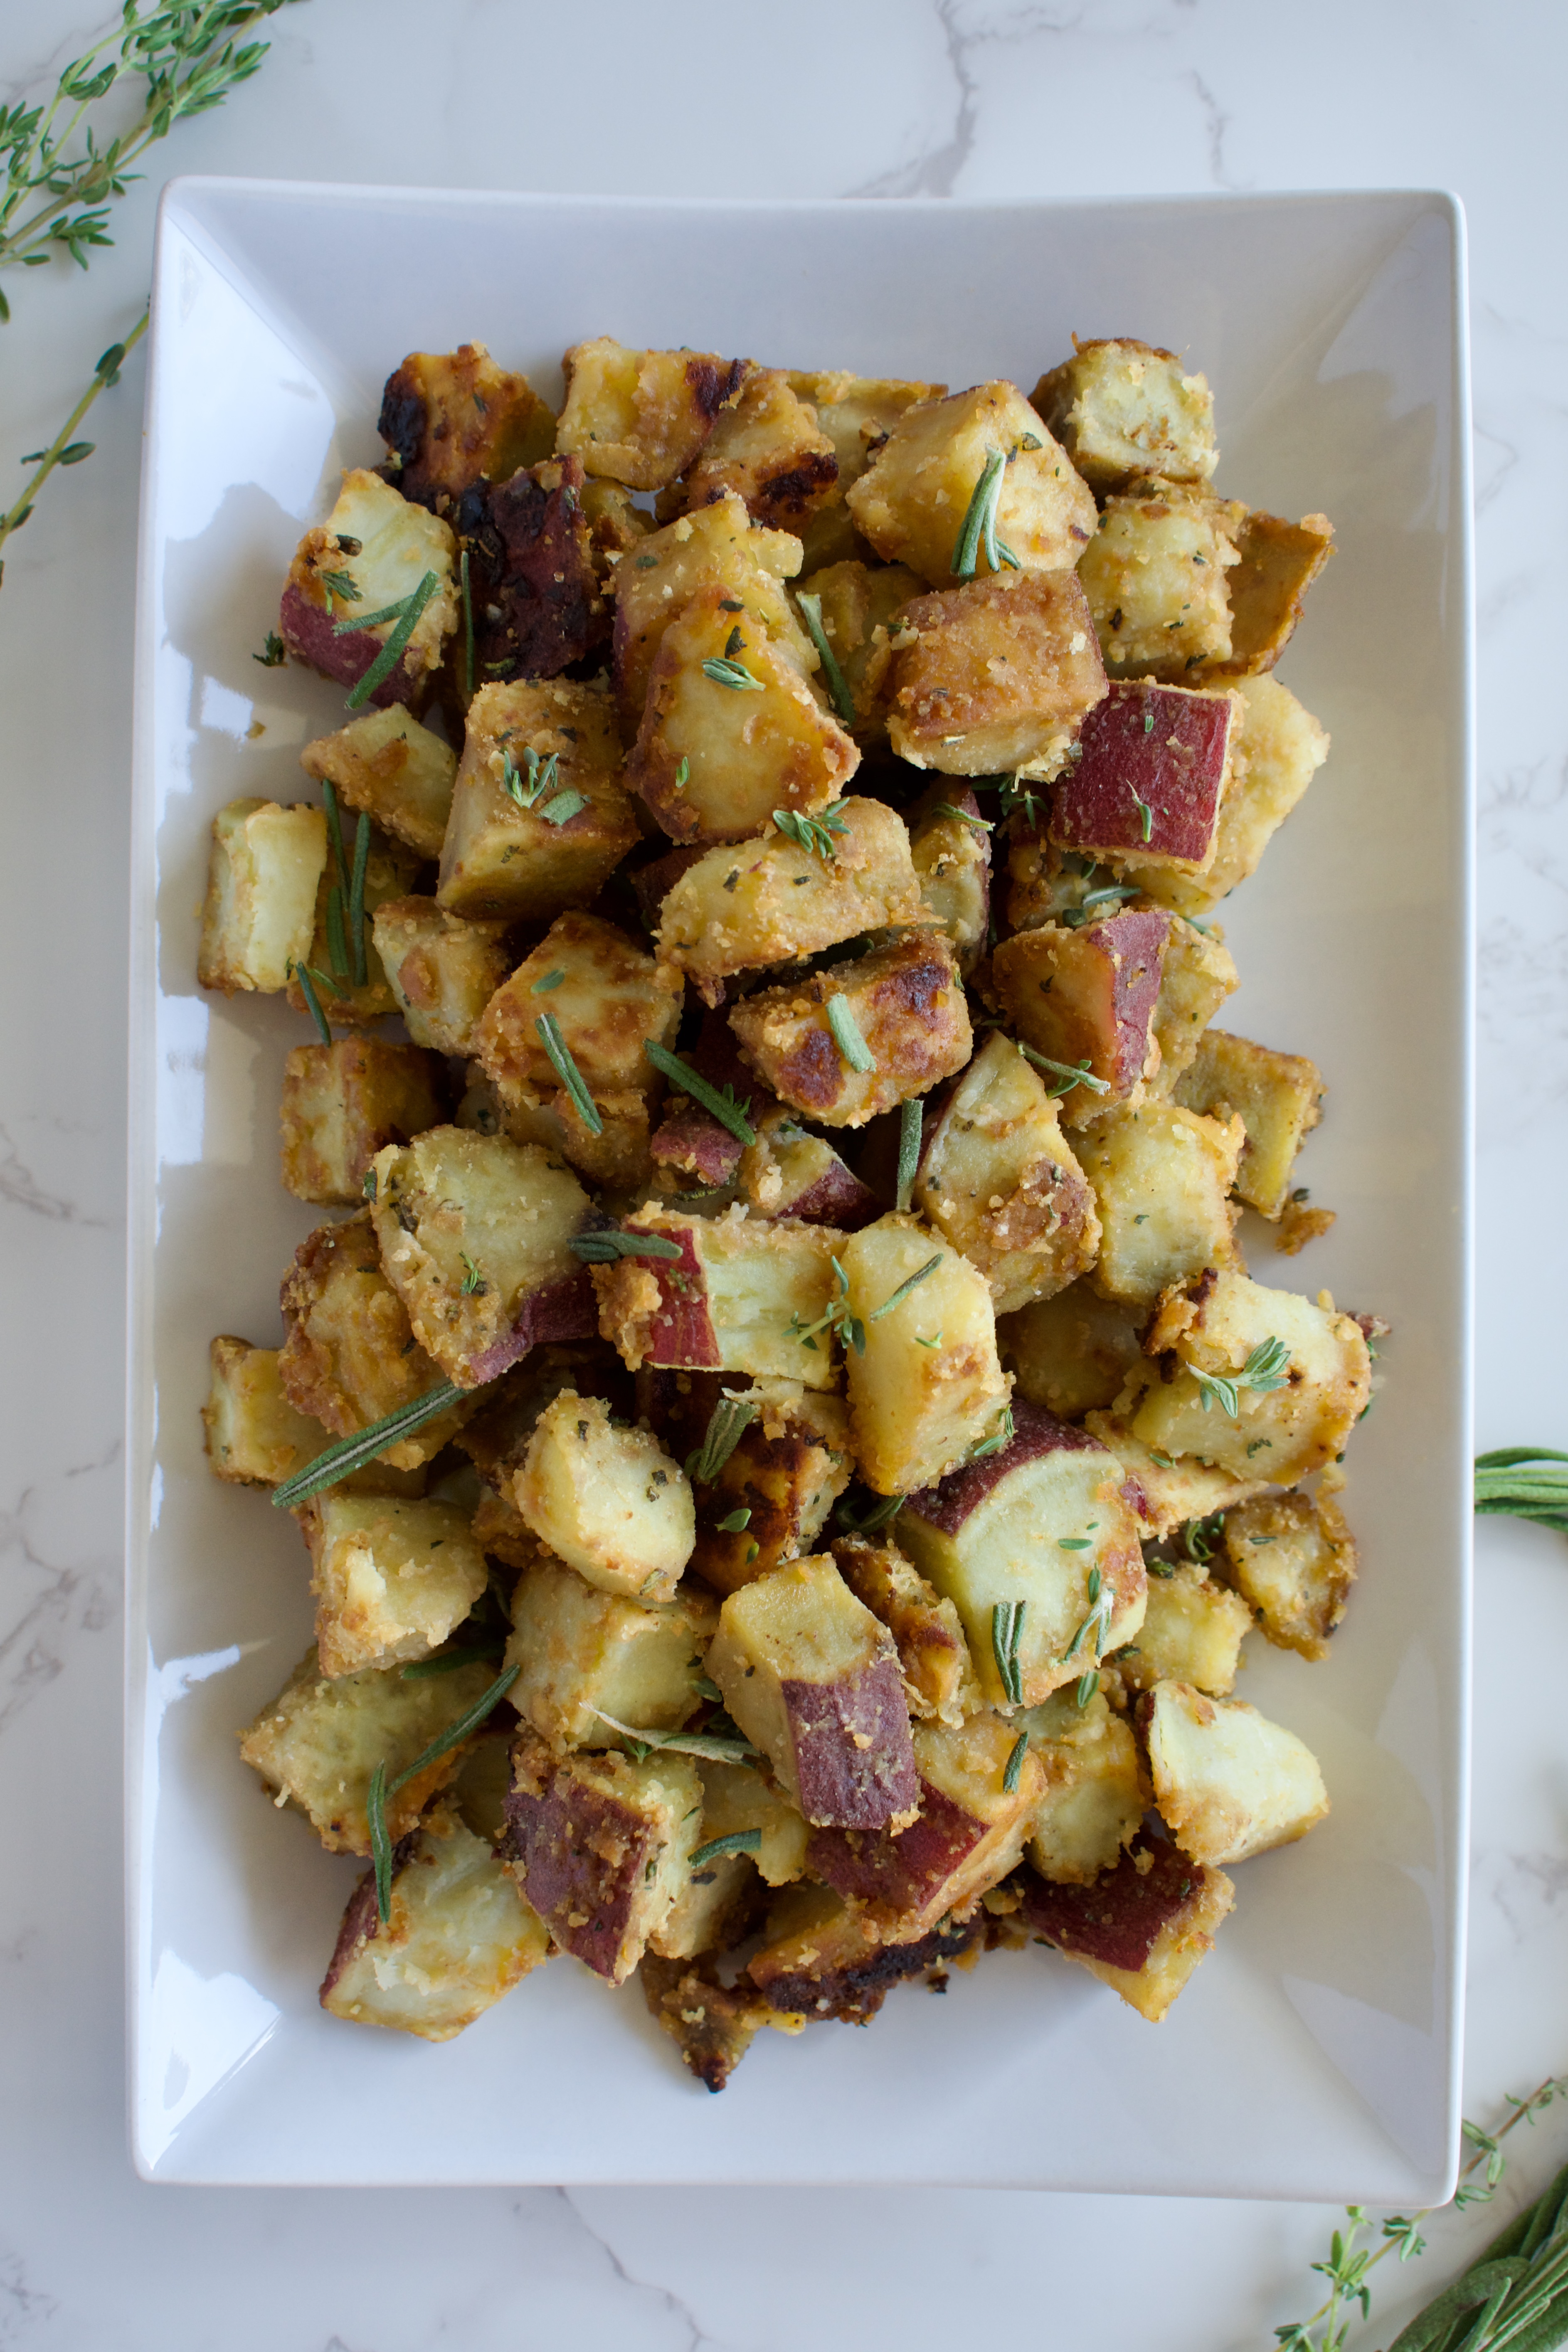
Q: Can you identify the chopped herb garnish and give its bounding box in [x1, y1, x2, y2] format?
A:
[535, 1012, 603, 1136]
[288, 957, 333, 1046]
[345, 568, 441, 711]
[568, 1227, 684, 1264]
[773, 804, 850, 861]
[689, 1828, 762, 1869]
[271, 1380, 466, 1510]
[794, 590, 856, 724]
[687, 1393, 759, 1484]
[826, 993, 874, 1073]
[716, 1508, 752, 1533]
[951, 446, 1020, 579]
[991, 1598, 1026, 1705]
[540, 788, 588, 827]
[869, 1254, 942, 1321]
[324, 884, 350, 981]
[367, 1662, 520, 1920]
[253, 630, 286, 667]
[1003, 1732, 1029, 1794]
[531, 968, 566, 994]
[1133, 792, 1154, 843]
[318, 567, 360, 606]
[1058, 1536, 1091, 1551]
[644, 1041, 755, 1145]
[1075, 1670, 1099, 1709]
[590, 1709, 759, 1766]
[789, 1255, 865, 1356]
[460, 1252, 485, 1296]
[1016, 1044, 1112, 1098]
[836, 1490, 905, 1534]
[348, 810, 370, 987]
[896, 1095, 922, 1213]
[969, 1403, 1015, 1462]
[503, 745, 560, 809]
[914, 1332, 942, 1349]
[673, 757, 690, 790]
[1194, 1335, 1292, 1419]
[702, 654, 764, 691]
[723, 624, 745, 659]
[932, 801, 993, 831]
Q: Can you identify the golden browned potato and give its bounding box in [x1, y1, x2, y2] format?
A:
[202, 1338, 425, 1495]
[1146, 917, 1238, 1098]
[278, 1211, 469, 1468]
[197, 800, 327, 994]
[841, 1214, 1011, 1496]
[1220, 1488, 1357, 1658]
[687, 1381, 851, 1596]
[697, 1758, 810, 1886]
[1017, 1684, 1145, 1884]
[499, 1083, 656, 1196]
[371, 897, 513, 1056]
[503, 1558, 714, 1750]
[792, 558, 924, 744]
[299, 1490, 488, 1678]
[1077, 479, 1245, 681]
[299, 704, 457, 862]
[1174, 1028, 1325, 1219]
[735, 1109, 880, 1231]
[509, 1391, 694, 1603]
[830, 1532, 979, 1726]
[886, 570, 1108, 775]
[846, 381, 1097, 584]
[592, 1204, 843, 1390]
[285, 824, 422, 1028]
[610, 492, 806, 734]
[1074, 1100, 1244, 1307]
[998, 1281, 1144, 1423]
[1082, 1411, 1276, 1541]
[663, 367, 838, 532]
[1198, 510, 1334, 680]
[279, 1037, 444, 1206]
[279, 468, 457, 706]
[908, 785, 991, 967]
[1015, 1831, 1234, 2020]
[991, 909, 1171, 1125]
[1142, 1681, 1329, 1865]
[436, 678, 639, 921]
[1115, 1561, 1252, 1697]
[728, 929, 971, 1128]
[472, 911, 683, 1109]
[1030, 339, 1218, 492]
[377, 341, 555, 510]
[556, 336, 750, 490]
[786, 370, 947, 569]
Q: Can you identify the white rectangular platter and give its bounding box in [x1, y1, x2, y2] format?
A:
[127, 178, 1472, 2192]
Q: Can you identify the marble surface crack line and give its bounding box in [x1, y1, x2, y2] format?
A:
[0, 1119, 111, 1227]
[849, 0, 1085, 197]
[0, 2244, 57, 2346]
[549, 2190, 740, 2352]
[1186, 68, 1251, 191]
[0, 1441, 123, 1736]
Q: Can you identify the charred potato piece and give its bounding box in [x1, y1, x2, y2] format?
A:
[299, 1491, 488, 1678]
[509, 1390, 694, 1604]
[278, 1211, 468, 1468]
[300, 705, 457, 863]
[377, 342, 555, 510]
[1220, 1488, 1356, 1659]
[436, 678, 639, 922]
[1077, 478, 1245, 683]
[371, 897, 512, 1056]
[665, 368, 838, 532]
[502, 1731, 702, 1984]
[503, 1558, 713, 1750]
[1198, 509, 1334, 680]
[197, 799, 327, 995]
[556, 337, 750, 491]
[641, 1954, 791, 2090]
[991, 909, 1171, 1125]
[886, 570, 1107, 777]
[1143, 1680, 1329, 1865]
[1174, 1028, 1325, 1219]
[746, 1879, 984, 2018]
[1030, 339, 1218, 492]
[688, 1381, 851, 1597]
[454, 453, 608, 685]
[279, 1037, 444, 1207]
[593, 1205, 844, 1390]
[841, 1215, 1011, 1496]
[1016, 1833, 1234, 2020]
[998, 1282, 1144, 1423]
[1074, 1101, 1244, 1307]
[471, 911, 683, 1109]
[728, 928, 971, 1129]
[279, 468, 457, 706]
[830, 1533, 979, 1726]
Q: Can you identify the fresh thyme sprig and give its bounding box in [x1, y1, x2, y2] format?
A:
[1474, 1448, 1568, 1534]
[686, 1393, 759, 1484]
[270, 1381, 465, 1510]
[702, 654, 763, 691]
[969, 1402, 1016, 1462]
[868, 1255, 942, 1322]
[0, 310, 145, 584]
[896, 1096, 923, 1213]
[773, 805, 850, 861]
[794, 592, 856, 725]
[367, 1662, 519, 1922]
[644, 1042, 756, 1146]
[1194, 1335, 1292, 1419]
[826, 993, 875, 1074]
[568, 1226, 683, 1264]
[534, 1013, 603, 1136]
[991, 1598, 1026, 1704]
[789, 1255, 865, 1356]
[1062, 1566, 1113, 1662]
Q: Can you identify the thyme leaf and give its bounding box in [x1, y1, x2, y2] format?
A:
[773, 804, 850, 860]
[702, 654, 764, 691]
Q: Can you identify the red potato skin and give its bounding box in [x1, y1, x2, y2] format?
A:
[806, 1778, 985, 1915]
[779, 1158, 880, 1230]
[650, 1104, 745, 1186]
[1050, 680, 1233, 866]
[501, 1766, 654, 1983]
[634, 1223, 722, 1370]
[466, 1266, 600, 1386]
[1016, 1834, 1210, 1971]
[278, 581, 425, 709]
[784, 1657, 920, 1828]
[994, 908, 1170, 1101]
[1090, 908, 1171, 1093]
[319, 1837, 417, 2001]
[901, 1395, 1108, 1535]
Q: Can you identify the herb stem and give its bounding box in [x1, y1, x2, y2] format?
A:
[644, 1042, 756, 1146]
[535, 1013, 603, 1136]
[896, 1096, 923, 1213]
[826, 993, 875, 1074]
[270, 1381, 466, 1510]
[794, 592, 856, 725]
[345, 568, 439, 710]
[369, 1662, 520, 1921]
[0, 306, 147, 585]
[348, 810, 370, 988]
[868, 1254, 942, 1322]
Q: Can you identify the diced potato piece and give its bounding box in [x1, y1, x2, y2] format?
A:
[1016, 1833, 1234, 2019]
[278, 1211, 468, 1468]
[556, 337, 750, 491]
[504, 1559, 712, 1750]
[509, 1392, 693, 1603]
[321, 1793, 550, 2039]
[202, 1337, 425, 1495]
[991, 909, 1171, 1125]
[628, 584, 859, 845]
[610, 492, 806, 734]
[656, 796, 923, 1002]
[503, 1731, 702, 1982]
[455, 1341, 630, 1486]
[300, 1491, 488, 1677]
[471, 1487, 543, 1570]
[472, 911, 683, 1111]
[651, 1097, 745, 1197]
[846, 382, 1097, 584]
[371, 897, 512, 1056]
[593, 1205, 844, 1389]
[238, 1650, 498, 1854]
[667, 367, 838, 532]
[498, 1080, 655, 1194]
[698, 1758, 810, 1886]
[284, 824, 422, 1028]
[279, 1037, 444, 1207]
[1122, 1268, 1372, 1482]
[1116, 1561, 1252, 1696]
[887, 570, 1107, 775]
[729, 928, 970, 1128]
[457, 454, 609, 685]
[841, 1215, 1011, 1495]
[197, 799, 327, 994]
[794, 558, 923, 745]
[1221, 1488, 1357, 1659]
[641, 1954, 794, 2090]
[1075, 1100, 1243, 1307]
[831, 1533, 979, 1726]
[377, 342, 555, 510]
[1077, 480, 1244, 682]
[707, 1555, 920, 1828]
[1199, 510, 1334, 680]
[1083, 1412, 1275, 1541]
[436, 678, 639, 922]
[894, 1398, 1145, 1706]
[746, 1880, 985, 2017]
[688, 1381, 850, 1596]
[649, 1851, 759, 1963]
[279, 467, 457, 704]
[1016, 1684, 1144, 1883]
[1144, 1681, 1329, 1864]
[999, 1282, 1143, 1423]
[806, 1711, 1042, 1938]
[914, 1031, 1101, 1314]
[1030, 339, 1218, 491]
[299, 705, 457, 863]
[736, 1109, 880, 1230]
[786, 370, 948, 570]
[908, 783, 991, 966]
[1147, 918, 1238, 1099]
[1174, 1028, 1325, 1218]
[1050, 680, 1237, 873]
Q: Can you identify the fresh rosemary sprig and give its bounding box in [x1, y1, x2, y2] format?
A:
[567, 1227, 683, 1264]
[1002, 1731, 1028, 1794]
[773, 804, 850, 860]
[589, 1709, 759, 1767]
[836, 1490, 906, 1535]
[1062, 1566, 1113, 1662]
[951, 446, 1021, 579]
[270, 1381, 465, 1510]
[1474, 1448, 1568, 1533]
[702, 653, 764, 691]
[794, 591, 856, 723]
[286, 956, 332, 1047]
[868, 1255, 942, 1322]
[932, 801, 994, 831]
[347, 809, 370, 986]
[534, 1013, 603, 1136]
[789, 1255, 865, 1357]
[0, 311, 145, 584]
[686, 1393, 759, 1484]
[1194, 1335, 1292, 1419]
[343, 569, 440, 710]
[826, 993, 875, 1073]
[253, 630, 285, 666]
[690, 1828, 762, 1870]
[644, 1042, 756, 1146]
[1060, 883, 1141, 928]
[896, 1096, 923, 1213]
[991, 1598, 1026, 1704]
[367, 1662, 519, 1921]
[1016, 1044, 1112, 1098]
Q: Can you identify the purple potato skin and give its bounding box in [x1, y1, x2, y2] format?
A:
[1050, 680, 1233, 866]
[782, 1655, 919, 1828]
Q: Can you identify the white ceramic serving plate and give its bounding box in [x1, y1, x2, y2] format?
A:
[126, 179, 1472, 2192]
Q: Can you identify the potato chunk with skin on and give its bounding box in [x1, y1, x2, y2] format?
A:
[472, 912, 683, 1112]
[280, 468, 457, 706]
[887, 570, 1108, 777]
[736, 1108, 880, 1231]
[649, 1848, 761, 1965]
[1075, 1101, 1244, 1308]
[436, 678, 639, 922]
[239, 1650, 499, 1855]
[1077, 479, 1245, 682]
[1016, 1684, 1145, 1884]
[664, 367, 838, 532]
[321, 1794, 550, 2040]
[280, 1037, 444, 1207]
[707, 1555, 920, 1829]
[1031, 339, 1218, 493]
[1116, 1560, 1252, 1697]
[1016, 1832, 1234, 2021]
[377, 342, 555, 512]
[299, 1491, 488, 1678]
[1083, 1411, 1275, 1541]
[510, 1391, 694, 1604]
[656, 796, 923, 1003]
[831, 1533, 979, 1727]
[999, 1282, 1144, 1423]
[285, 825, 422, 1028]
[197, 799, 327, 994]
[729, 929, 971, 1129]
[502, 1731, 702, 1984]
[1221, 1488, 1357, 1659]
[794, 558, 924, 745]
[786, 370, 947, 570]
[628, 584, 860, 845]
[371, 897, 512, 1056]
[610, 492, 806, 734]
[454, 454, 609, 685]
[556, 337, 750, 491]
[1144, 1680, 1329, 1865]
[913, 1030, 1101, 1314]
[279, 1212, 468, 1469]
[1050, 680, 1237, 874]
[895, 1399, 1145, 1707]
[688, 1381, 851, 1597]
[847, 381, 1097, 584]
[841, 1214, 1012, 1496]
[1198, 509, 1334, 681]
[1147, 917, 1239, 1100]
[201, 1337, 426, 1495]
[1175, 1028, 1324, 1219]
[299, 705, 457, 863]
[699, 1758, 809, 1888]
[991, 908, 1171, 1125]
[504, 1558, 713, 1750]
[593, 1205, 844, 1390]
[909, 783, 991, 966]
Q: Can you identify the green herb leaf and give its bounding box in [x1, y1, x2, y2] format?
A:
[590, 1709, 759, 1766]
[794, 591, 856, 725]
[1196, 1336, 1291, 1418]
[318, 567, 360, 605]
[991, 1598, 1026, 1705]
[568, 1227, 683, 1263]
[367, 1661, 520, 1920]
[773, 804, 851, 861]
[252, 630, 286, 667]
[345, 569, 441, 711]
[531, 968, 566, 994]
[932, 801, 994, 830]
[836, 1491, 905, 1534]
[1002, 1731, 1028, 1794]
[690, 1828, 762, 1869]
[868, 1254, 942, 1322]
[460, 1252, 485, 1296]
[1015, 1043, 1112, 1097]
[702, 654, 764, 691]
[348, 810, 370, 988]
[540, 789, 588, 827]
[951, 446, 1007, 581]
[968, 1404, 1015, 1462]
[270, 1381, 466, 1510]
[535, 1012, 603, 1135]
[287, 956, 332, 1047]
[644, 1041, 756, 1145]
[686, 1394, 759, 1484]
[896, 1095, 923, 1213]
[715, 1508, 752, 1533]
[826, 993, 874, 1073]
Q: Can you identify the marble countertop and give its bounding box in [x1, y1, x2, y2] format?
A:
[3, 2, 1566, 2343]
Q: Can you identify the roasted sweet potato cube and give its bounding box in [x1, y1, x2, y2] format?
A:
[831, 1533, 978, 1726]
[369, 1128, 597, 1389]
[1082, 1412, 1275, 1541]
[285, 824, 422, 1028]
[846, 381, 1097, 584]
[666, 368, 838, 532]
[472, 911, 683, 1112]
[593, 1205, 844, 1389]
[729, 929, 971, 1129]
[1174, 1028, 1325, 1218]
[1143, 1681, 1329, 1865]
[371, 897, 512, 1055]
[610, 492, 806, 735]
[321, 1794, 550, 2039]
[377, 342, 555, 511]
[1147, 917, 1239, 1098]
[1016, 1834, 1234, 2019]
[786, 370, 947, 570]
[913, 1031, 1101, 1314]
[909, 784, 991, 966]
[707, 1555, 919, 1828]
[454, 454, 609, 685]
[841, 1214, 1011, 1496]
[436, 678, 639, 922]
[1017, 1686, 1145, 1884]
[299, 705, 457, 863]
[991, 909, 1171, 1124]
[747, 1879, 984, 2018]
[736, 1110, 880, 1230]
[279, 467, 457, 706]
[1029, 339, 1217, 492]
[556, 337, 750, 492]
[894, 1398, 1145, 1706]
[648, 1849, 761, 1964]
[239, 1650, 499, 1854]
[698, 1758, 810, 1886]
[503, 1559, 713, 1750]
[687, 1381, 850, 1597]
[197, 799, 327, 994]
[1116, 1561, 1252, 1697]
[794, 558, 923, 745]
[656, 796, 923, 1002]
[1050, 680, 1237, 873]
[998, 1281, 1144, 1422]
[279, 1037, 444, 1206]
[1199, 509, 1334, 680]
[500, 1081, 656, 1194]
[502, 1731, 702, 1983]
[806, 1710, 1042, 1936]
[887, 570, 1107, 776]
[1074, 1101, 1243, 1307]
[1077, 479, 1245, 682]
[510, 1392, 694, 1603]
[1220, 1488, 1357, 1659]
[202, 1337, 425, 1495]
[278, 1212, 468, 1468]
[300, 1490, 488, 1678]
